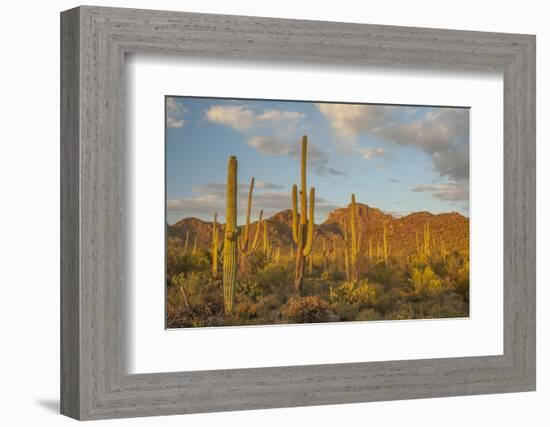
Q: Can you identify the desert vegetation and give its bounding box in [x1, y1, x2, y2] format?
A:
[166, 136, 470, 328]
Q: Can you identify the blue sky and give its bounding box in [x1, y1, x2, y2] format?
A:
[166, 96, 469, 225]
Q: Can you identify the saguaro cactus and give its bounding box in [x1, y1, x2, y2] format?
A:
[423, 221, 431, 256]
[383, 220, 389, 263]
[349, 194, 360, 282]
[291, 136, 315, 293]
[322, 239, 328, 276]
[369, 237, 373, 261]
[238, 178, 263, 255]
[343, 218, 351, 281]
[211, 212, 220, 278]
[183, 230, 189, 255]
[223, 156, 238, 313]
[440, 236, 448, 259]
[192, 235, 198, 255]
[262, 220, 271, 258]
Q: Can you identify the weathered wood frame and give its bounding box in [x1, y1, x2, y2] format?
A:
[60, 6, 536, 420]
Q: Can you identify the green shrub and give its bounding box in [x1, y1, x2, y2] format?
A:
[336, 303, 359, 321]
[356, 308, 382, 321]
[329, 279, 377, 307]
[410, 266, 442, 294]
[256, 263, 295, 300]
[282, 296, 329, 323]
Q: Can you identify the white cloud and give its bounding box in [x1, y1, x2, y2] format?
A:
[166, 97, 188, 129]
[360, 147, 385, 159]
[205, 105, 304, 131]
[246, 136, 345, 177]
[315, 103, 395, 138]
[247, 135, 289, 156]
[205, 104, 346, 177]
[411, 182, 469, 202]
[167, 181, 338, 223]
[317, 104, 469, 182]
[378, 109, 469, 180]
[166, 117, 185, 129]
[255, 180, 284, 190]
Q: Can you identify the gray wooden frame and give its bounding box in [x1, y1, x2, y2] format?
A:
[60, 5, 536, 420]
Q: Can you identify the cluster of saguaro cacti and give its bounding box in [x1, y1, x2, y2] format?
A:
[291, 136, 315, 293]
[223, 156, 238, 313]
[238, 177, 263, 255]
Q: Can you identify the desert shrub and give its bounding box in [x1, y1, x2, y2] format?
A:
[240, 250, 268, 278]
[257, 294, 283, 311]
[167, 271, 224, 328]
[234, 298, 260, 320]
[366, 263, 405, 289]
[336, 303, 359, 321]
[410, 266, 442, 294]
[256, 263, 295, 300]
[167, 249, 211, 277]
[281, 296, 329, 323]
[238, 279, 264, 301]
[356, 308, 382, 321]
[453, 259, 470, 300]
[385, 301, 416, 320]
[303, 278, 332, 298]
[329, 279, 378, 307]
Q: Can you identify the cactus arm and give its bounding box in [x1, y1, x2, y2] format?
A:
[291, 184, 299, 243]
[250, 209, 263, 251]
[239, 177, 255, 252]
[212, 212, 219, 278]
[302, 187, 315, 256]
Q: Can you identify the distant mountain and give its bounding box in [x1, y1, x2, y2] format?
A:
[167, 203, 469, 256]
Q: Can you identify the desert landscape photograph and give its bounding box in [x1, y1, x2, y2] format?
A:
[165, 96, 470, 328]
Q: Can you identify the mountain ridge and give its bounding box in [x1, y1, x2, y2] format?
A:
[168, 203, 469, 257]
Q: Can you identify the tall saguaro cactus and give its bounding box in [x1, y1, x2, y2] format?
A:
[369, 237, 373, 262]
[322, 239, 328, 276]
[349, 194, 360, 282]
[211, 212, 220, 278]
[291, 136, 315, 293]
[223, 156, 238, 313]
[262, 220, 271, 258]
[192, 235, 198, 255]
[383, 220, 389, 263]
[183, 230, 189, 255]
[343, 218, 351, 281]
[423, 221, 431, 256]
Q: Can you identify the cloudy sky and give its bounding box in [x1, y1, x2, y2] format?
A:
[166, 96, 469, 225]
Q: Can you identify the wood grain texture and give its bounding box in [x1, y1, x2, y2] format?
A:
[60, 5, 536, 420]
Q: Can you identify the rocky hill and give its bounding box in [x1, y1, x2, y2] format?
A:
[167, 203, 469, 257]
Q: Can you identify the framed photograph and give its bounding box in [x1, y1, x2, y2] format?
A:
[61, 6, 535, 420]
